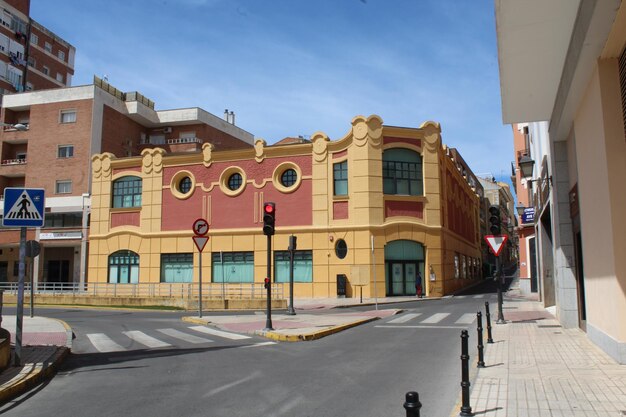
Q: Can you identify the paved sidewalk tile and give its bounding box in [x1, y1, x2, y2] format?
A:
[468, 299, 626, 417]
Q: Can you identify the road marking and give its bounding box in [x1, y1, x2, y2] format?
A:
[388, 313, 422, 324]
[157, 328, 213, 344]
[455, 313, 476, 324]
[421, 313, 450, 324]
[473, 294, 485, 299]
[205, 372, 261, 397]
[189, 326, 251, 340]
[375, 325, 469, 329]
[238, 342, 276, 349]
[87, 333, 126, 352]
[456, 295, 467, 299]
[123, 331, 171, 348]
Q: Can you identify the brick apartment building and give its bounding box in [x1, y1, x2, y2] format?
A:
[0, 0, 75, 97]
[0, 77, 254, 287]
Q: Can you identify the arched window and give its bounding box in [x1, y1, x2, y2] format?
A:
[382, 149, 423, 195]
[108, 250, 139, 283]
[112, 176, 142, 208]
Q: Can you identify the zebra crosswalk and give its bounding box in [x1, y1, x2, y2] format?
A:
[82, 326, 264, 353]
[377, 310, 483, 329]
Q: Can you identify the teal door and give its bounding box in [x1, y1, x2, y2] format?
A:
[384, 240, 425, 296]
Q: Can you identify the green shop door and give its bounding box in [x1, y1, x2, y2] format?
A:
[384, 240, 425, 296]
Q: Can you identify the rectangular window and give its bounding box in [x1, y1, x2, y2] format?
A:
[56, 72, 63, 83]
[333, 161, 348, 196]
[58, 50, 65, 61]
[16, 152, 26, 160]
[274, 251, 313, 283]
[58, 145, 74, 158]
[382, 160, 423, 195]
[44, 212, 82, 228]
[30, 33, 38, 45]
[27, 56, 35, 67]
[211, 252, 254, 283]
[25, 82, 33, 91]
[44, 42, 52, 53]
[60, 110, 76, 123]
[56, 180, 72, 194]
[42, 65, 49, 76]
[161, 253, 193, 283]
[454, 253, 460, 279]
[112, 177, 142, 208]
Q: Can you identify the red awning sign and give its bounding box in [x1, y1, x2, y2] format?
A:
[485, 235, 508, 257]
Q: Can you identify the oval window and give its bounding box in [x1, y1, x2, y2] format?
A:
[335, 239, 348, 259]
[280, 169, 297, 187]
[178, 176, 192, 194]
[228, 173, 243, 191]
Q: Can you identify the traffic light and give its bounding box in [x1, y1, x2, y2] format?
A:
[488, 205, 501, 235]
[264, 277, 270, 290]
[263, 202, 276, 236]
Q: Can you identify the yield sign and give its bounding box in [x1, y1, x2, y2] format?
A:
[193, 236, 209, 252]
[485, 235, 508, 257]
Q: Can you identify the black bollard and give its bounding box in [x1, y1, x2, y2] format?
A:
[460, 330, 473, 416]
[403, 391, 422, 417]
[476, 311, 485, 368]
[485, 302, 494, 343]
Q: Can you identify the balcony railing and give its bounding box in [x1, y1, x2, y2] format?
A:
[167, 137, 202, 145]
[1, 158, 26, 165]
[2, 123, 29, 132]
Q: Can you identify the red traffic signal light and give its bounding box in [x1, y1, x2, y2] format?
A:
[263, 202, 276, 236]
[264, 277, 270, 289]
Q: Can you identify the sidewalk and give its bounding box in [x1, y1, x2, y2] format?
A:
[464, 287, 626, 416]
[0, 316, 72, 404]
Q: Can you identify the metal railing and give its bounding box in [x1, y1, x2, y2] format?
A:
[0, 282, 284, 300]
[1, 158, 27, 165]
[167, 137, 202, 145]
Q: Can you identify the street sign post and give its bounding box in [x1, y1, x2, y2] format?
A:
[192, 219, 209, 318]
[3, 188, 45, 366]
[26, 240, 41, 318]
[484, 234, 508, 324]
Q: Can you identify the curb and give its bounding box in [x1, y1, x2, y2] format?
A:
[0, 346, 69, 405]
[50, 318, 74, 348]
[331, 297, 443, 309]
[257, 316, 380, 342]
[181, 316, 212, 326]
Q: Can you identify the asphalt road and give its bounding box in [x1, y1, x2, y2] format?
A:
[0, 283, 506, 417]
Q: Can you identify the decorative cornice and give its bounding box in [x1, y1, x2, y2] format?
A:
[92, 153, 115, 180]
[311, 132, 330, 162]
[254, 138, 266, 162]
[141, 148, 166, 175]
[420, 120, 441, 152]
[202, 142, 213, 167]
[351, 115, 383, 148]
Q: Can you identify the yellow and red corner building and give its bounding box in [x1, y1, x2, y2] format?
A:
[88, 115, 482, 298]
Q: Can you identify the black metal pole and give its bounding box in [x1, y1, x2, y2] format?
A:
[485, 302, 494, 343]
[496, 257, 505, 324]
[287, 241, 295, 315]
[403, 391, 422, 417]
[476, 311, 485, 368]
[265, 234, 273, 330]
[459, 330, 473, 416]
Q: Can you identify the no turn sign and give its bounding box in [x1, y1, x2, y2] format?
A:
[192, 218, 209, 236]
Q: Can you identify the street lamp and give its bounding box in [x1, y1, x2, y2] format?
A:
[518, 155, 535, 179]
[0, 122, 28, 131]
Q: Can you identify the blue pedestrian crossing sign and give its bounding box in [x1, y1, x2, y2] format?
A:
[2, 188, 45, 227]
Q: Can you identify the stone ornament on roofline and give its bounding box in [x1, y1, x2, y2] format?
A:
[141, 148, 165, 174]
[202, 142, 213, 167]
[420, 121, 441, 152]
[254, 138, 266, 163]
[311, 132, 329, 162]
[92, 153, 114, 180]
[352, 115, 383, 148]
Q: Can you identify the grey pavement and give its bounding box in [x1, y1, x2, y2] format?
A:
[463, 281, 626, 417]
[1, 286, 625, 416]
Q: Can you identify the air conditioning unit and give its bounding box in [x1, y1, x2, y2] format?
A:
[163, 127, 172, 134]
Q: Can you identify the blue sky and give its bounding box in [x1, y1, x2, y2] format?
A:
[32, 0, 513, 182]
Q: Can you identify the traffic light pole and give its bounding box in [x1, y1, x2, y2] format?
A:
[265, 234, 273, 330]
